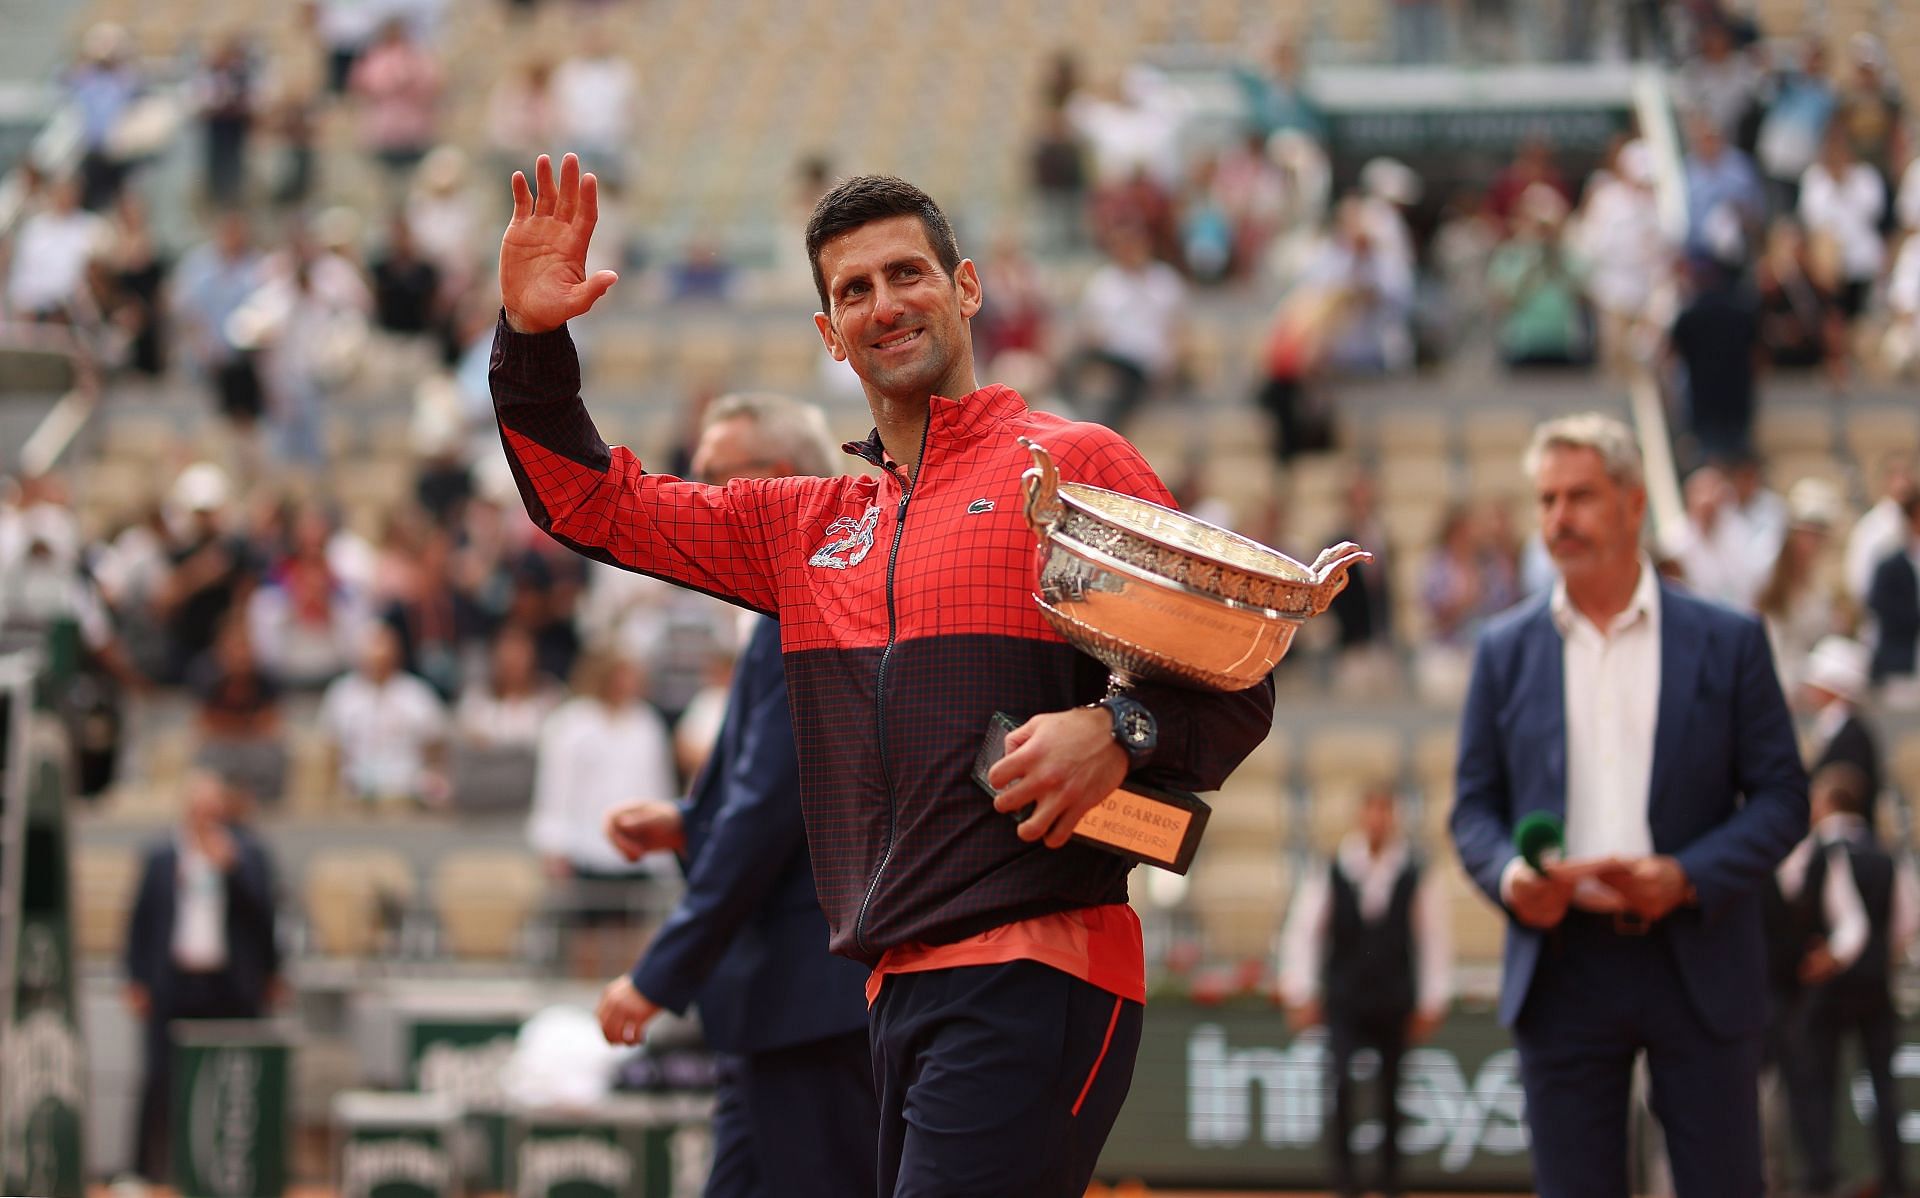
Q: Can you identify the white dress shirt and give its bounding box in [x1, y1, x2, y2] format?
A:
[1557, 558, 1661, 864]
[171, 834, 229, 971]
[1279, 832, 1454, 1016]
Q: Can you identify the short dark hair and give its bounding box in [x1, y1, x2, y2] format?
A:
[805, 175, 961, 312]
[1813, 761, 1871, 816]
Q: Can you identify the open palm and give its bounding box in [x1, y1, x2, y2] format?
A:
[498, 152, 619, 334]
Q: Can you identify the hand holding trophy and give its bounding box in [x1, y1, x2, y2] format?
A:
[974, 438, 1372, 873]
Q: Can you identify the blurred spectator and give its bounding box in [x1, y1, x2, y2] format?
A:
[1430, 192, 1502, 358]
[1327, 471, 1396, 695]
[455, 624, 562, 749]
[92, 191, 169, 374]
[1784, 762, 1918, 1198]
[1683, 115, 1766, 264]
[1357, 159, 1420, 309]
[172, 211, 269, 428]
[1669, 257, 1759, 463]
[1900, 152, 1920, 235]
[264, 2, 328, 205]
[1212, 132, 1291, 277]
[1675, 19, 1761, 144]
[1386, 0, 1451, 65]
[527, 648, 675, 887]
[320, 0, 383, 93]
[1833, 33, 1906, 180]
[66, 22, 142, 210]
[1883, 212, 1920, 376]
[370, 211, 441, 336]
[1028, 106, 1088, 253]
[1487, 136, 1572, 233]
[1061, 221, 1185, 431]
[1573, 139, 1665, 374]
[189, 617, 287, 804]
[154, 464, 256, 684]
[551, 34, 636, 189]
[1087, 164, 1179, 267]
[1179, 156, 1236, 285]
[1754, 479, 1846, 696]
[383, 527, 486, 699]
[1068, 66, 1188, 193]
[247, 505, 369, 689]
[2, 176, 106, 322]
[195, 33, 257, 206]
[1797, 126, 1886, 323]
[1845, 457, 1915, 608]
[1233, 36, 1323, 142]
[1279, 787, 1451, 1198]
[1866, 491, 1920, 708]
[972, 231, 1051, 365]
[1754, 218, 1846, 381]
[486, 59, 558, 183]
[1415, 504, 1517, 700]
[125, 772, 280, 1183]
[1756, 38, 1836, 211]
[1671, 464, 1763, 609]
[348, 18, 443, 185]
[1311, 196, 1415, 373]
[1800, 636, 1881, 830]
[1487, 185, 1590, 368]
[319, 622, 450, 805]
[1728, 455, 1788, 567]
[407, 146, 478, 309]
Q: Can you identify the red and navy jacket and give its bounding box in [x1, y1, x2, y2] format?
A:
[492, 317, 1277, 965]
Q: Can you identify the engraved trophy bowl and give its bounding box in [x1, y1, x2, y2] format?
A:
[1016, 437, 1372, 694]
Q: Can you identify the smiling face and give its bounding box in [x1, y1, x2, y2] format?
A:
[812, 215, 982, 406]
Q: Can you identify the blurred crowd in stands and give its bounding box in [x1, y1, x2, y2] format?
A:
[1, 0, 1919, 869]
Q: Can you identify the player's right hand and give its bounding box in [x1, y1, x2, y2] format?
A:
[499, 152, 619, 335]
[604, 800, 686, 860]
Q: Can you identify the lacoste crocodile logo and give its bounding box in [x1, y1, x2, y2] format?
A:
[966, 498, 995, 514]
[808, 504, 881, 570]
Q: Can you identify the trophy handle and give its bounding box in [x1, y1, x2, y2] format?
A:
[1304, 541, 1374, 615]
[1018, 436, 1063, 537]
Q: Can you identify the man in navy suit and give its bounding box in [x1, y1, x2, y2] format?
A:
[594, 393, 876, 1198]
[1451, 413, 1807, 1196]
[124, 771, 281, 1181]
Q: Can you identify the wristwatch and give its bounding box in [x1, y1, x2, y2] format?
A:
[1095, 694, 1157, 771]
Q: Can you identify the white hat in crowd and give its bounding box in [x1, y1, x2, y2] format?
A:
[1805, 636, 1870, 704]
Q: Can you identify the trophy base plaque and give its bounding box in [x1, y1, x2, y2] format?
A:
[973, 712, 1211, 874]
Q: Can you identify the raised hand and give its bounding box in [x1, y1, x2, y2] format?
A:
[498, 153, 620, 334]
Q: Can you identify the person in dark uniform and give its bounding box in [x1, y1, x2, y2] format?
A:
[1801, 635, 1883, 835]
[124, 771, 280, 1181]
[1786, 762, 1918, 1198]
[1281, 786, 1452, 1198]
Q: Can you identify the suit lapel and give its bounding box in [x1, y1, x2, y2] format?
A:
[1649, 585, 1702, 821]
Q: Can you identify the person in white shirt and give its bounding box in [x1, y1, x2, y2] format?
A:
[1845, 457, 1914, 607]
[1064, 220, 1185, 431]
[1452, 412, 1806, 1195]
[550, 35, 636, 189]
[1280, 787, 1451, 1198]
[318, 622, 449, 804]
[527, 644, 677, 887]
[1670, 464, 1767, 609]
[1798, 128, 1887, 321]
[1780, 762, 1919, 1198]
[455, 624, 563, 750]
[2, 175, 105, 320]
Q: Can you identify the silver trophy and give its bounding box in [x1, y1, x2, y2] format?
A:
[974, 438, 1372, 872]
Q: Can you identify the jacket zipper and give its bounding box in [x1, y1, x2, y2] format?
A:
[854, 421, 931, 955]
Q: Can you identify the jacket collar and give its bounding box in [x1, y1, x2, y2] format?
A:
[842, 385, 1029, 470]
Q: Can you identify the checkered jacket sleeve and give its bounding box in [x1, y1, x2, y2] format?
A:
[490, 315, 783, 615]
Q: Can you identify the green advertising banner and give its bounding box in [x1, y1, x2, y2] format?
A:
[510, 1096, 711, 1198]
[1096, 1001, 1920, 1188]
[336, 1092, 463, 1198]
[0, 648, 89, 1198]
[170, 1020, 293, 1198]
[408, 1016, 522, 1190]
